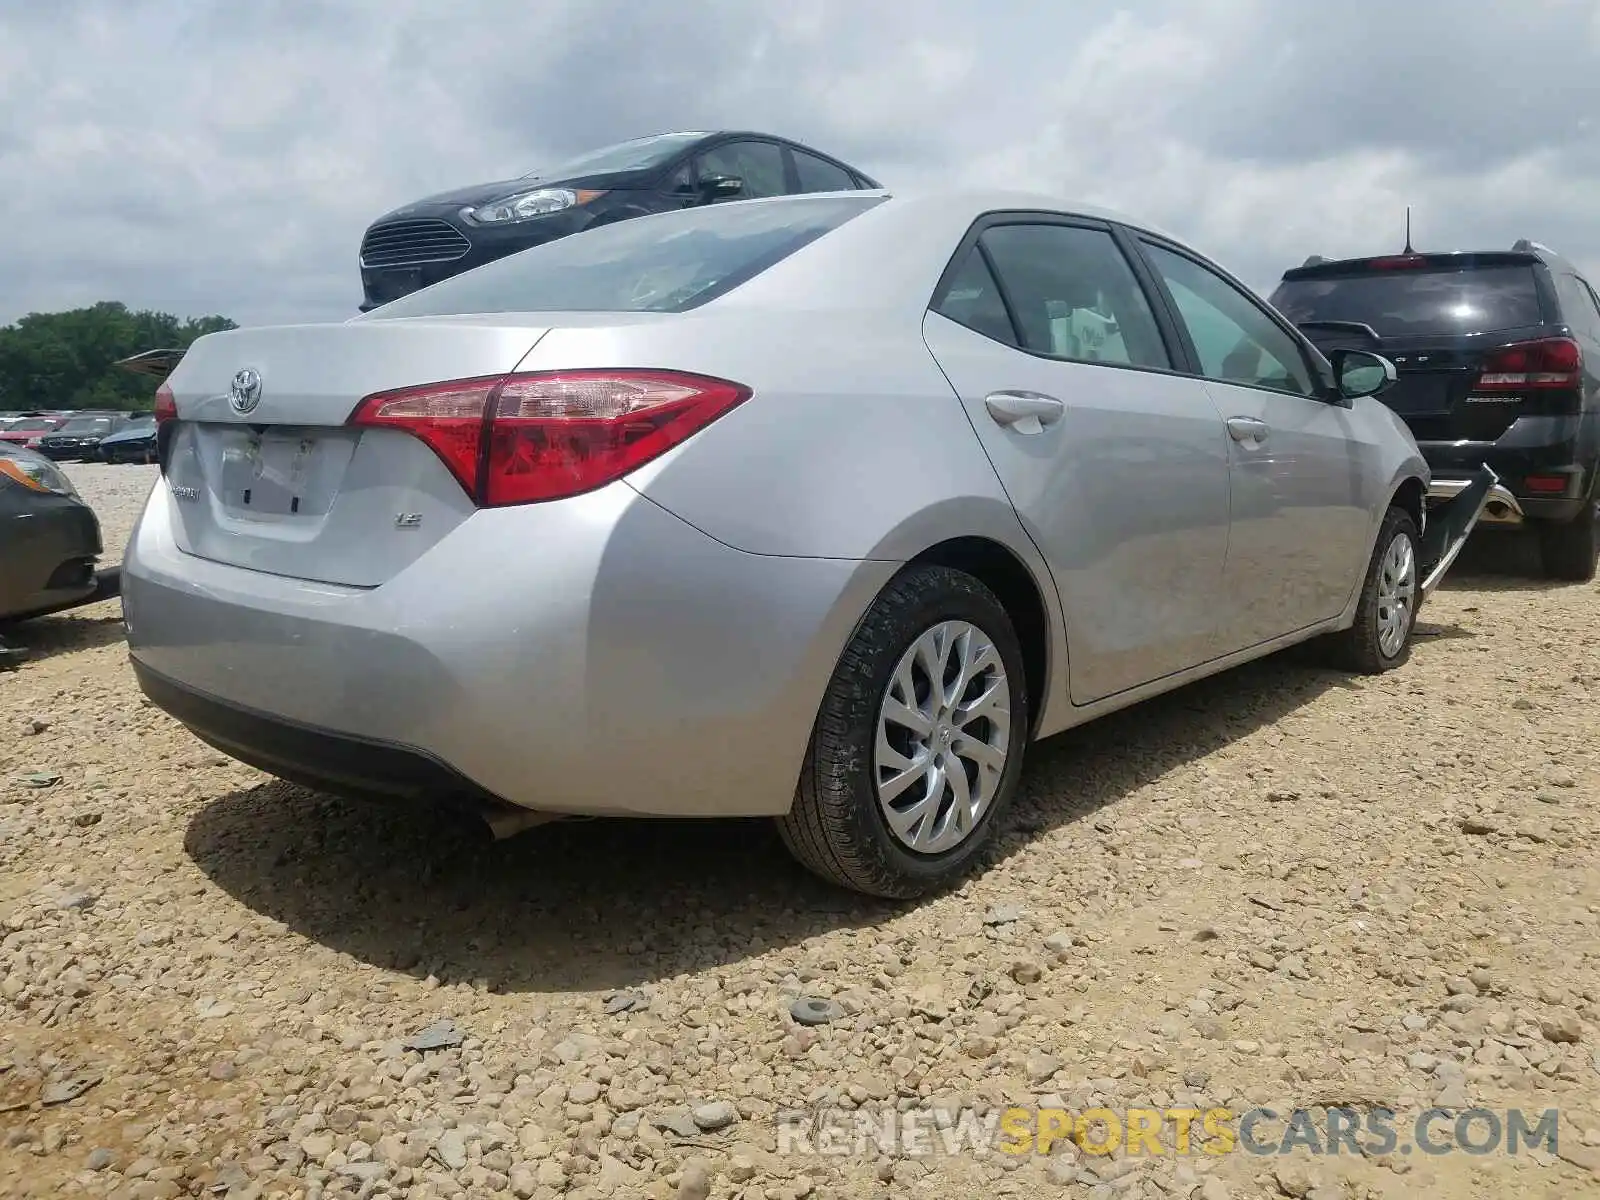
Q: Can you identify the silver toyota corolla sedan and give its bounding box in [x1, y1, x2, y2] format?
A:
[123, 189, 1489, 898]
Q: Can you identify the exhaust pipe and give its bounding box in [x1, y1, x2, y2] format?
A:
[475, 801, 568, 840]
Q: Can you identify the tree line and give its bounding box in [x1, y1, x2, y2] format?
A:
[0, 302, 236, 413]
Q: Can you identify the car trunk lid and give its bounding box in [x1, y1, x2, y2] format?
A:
[160, 318, 552, 587]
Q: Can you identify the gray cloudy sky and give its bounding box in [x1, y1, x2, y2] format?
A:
[3, 0, 1598, 328]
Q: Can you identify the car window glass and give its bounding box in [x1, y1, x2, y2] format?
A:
[1144, 243, 1316, 396]
[1584, 280, 1600, 338]
[694, 141, 787, 199]
[1270, 266, 1544, 337]
[976, 224, 1169, 369]
[662, 163, 696, 196]
[1555, 273, 1600, 342]
[58, 417, 113, 435]
[791, 151, 856, 193]
[518, 132, 707, 180]
[931, 249, 1018, 347]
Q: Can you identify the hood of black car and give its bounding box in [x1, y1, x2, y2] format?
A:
[373, 169, 651, 221]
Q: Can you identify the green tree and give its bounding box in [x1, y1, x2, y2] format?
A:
[0, 302, 236, 412]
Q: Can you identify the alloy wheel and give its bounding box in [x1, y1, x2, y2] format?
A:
[1375, 531, 1416, 658]
[873, 620, 1011, 854]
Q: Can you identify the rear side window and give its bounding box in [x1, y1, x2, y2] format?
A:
[1553, 273, 1600, 343]
[978, 224, 1171, 369]
[368, 195, 884, 317]
[932, 250, 1018, 346]
[1271, 266, 1545, 336]
[792, 151, 857, 193]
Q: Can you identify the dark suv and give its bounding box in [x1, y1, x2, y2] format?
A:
[358, 130, 880, 312]
[1271, 242, 1600, 580]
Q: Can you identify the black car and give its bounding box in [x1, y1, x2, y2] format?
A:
[1271, 241, 1600, 580]
[0, 443, 118, 662]
[94, 414, 158, 463]
[358, 130, 880, 311]
[35, 412, 131, 461]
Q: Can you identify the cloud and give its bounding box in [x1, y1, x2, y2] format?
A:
[1, 0, 1598, 327]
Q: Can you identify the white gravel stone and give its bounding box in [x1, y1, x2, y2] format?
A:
[0, 466, 1596, 1200]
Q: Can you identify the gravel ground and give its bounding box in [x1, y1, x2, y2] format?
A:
[3, 463, 1599, 1200]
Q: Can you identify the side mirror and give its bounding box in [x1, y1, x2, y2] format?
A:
[1330, 348, 1397, 400]
[700, 174, 744, 202]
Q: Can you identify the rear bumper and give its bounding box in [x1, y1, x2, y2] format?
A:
[123, 480, 893, 817]
[1417, 413, 1599, 521]
[133, 660, 497, 807]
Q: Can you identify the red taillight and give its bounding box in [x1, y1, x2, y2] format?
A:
[1476, 337, 1582, 391]
[154, 383, 178, 423]
[1524, 474, 1569, 494]
[1367, 255, 1429, 269]
[349, 369, 750, 506]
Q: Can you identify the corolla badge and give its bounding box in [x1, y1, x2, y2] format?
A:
[229, 367, 263, 415]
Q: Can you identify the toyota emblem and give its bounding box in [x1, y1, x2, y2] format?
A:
[229, 367, 263, 415]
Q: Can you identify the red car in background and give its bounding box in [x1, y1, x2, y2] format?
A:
[0, 415, 69, 450]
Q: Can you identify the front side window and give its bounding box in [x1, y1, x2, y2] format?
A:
[662, 163, 696, 197]
[368, 195, 884, 317]
[1144, 243, 1316, 396]
[977, 224, 1170, 369]
[694, 141, 788, 200]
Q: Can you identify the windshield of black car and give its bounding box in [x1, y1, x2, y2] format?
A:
[370, 195, 885, 317]
[1271, 266, 1545, 337]
[57, 418, 113, 435]
[520, 132, 706, 181]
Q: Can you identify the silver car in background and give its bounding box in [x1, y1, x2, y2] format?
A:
[123, 190, 1480, 898]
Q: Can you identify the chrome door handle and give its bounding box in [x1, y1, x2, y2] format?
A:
[984, 391, 1065, 435]
[1226, 416, 1269, 444]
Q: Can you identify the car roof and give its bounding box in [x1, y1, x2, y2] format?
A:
[691, 189, 1218, 319]
[879, 188, 1185, 242]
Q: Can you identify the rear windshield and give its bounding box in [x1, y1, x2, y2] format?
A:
[1270, 266, 1545, 336]
[369, 195, 884, 318]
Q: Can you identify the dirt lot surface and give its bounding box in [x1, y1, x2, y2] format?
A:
[2, 463, 1599, 1200]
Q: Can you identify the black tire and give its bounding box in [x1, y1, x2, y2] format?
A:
[1325, 507, 1420, 674]
[777, 565, 1030, 899]
[1537, 503, 1598, 582]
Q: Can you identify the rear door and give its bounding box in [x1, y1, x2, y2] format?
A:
[922, 215, 1233, 705]
[1270, 256, 1553, 446]
[1139, 238, 1378, 647]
